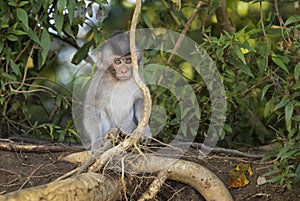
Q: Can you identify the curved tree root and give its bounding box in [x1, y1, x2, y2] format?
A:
[0, 153, 233, 201]
[0, 173, 121, 201]
[123, 155, 233, 201]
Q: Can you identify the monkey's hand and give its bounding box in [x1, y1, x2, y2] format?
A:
[105, 127, 122, 146]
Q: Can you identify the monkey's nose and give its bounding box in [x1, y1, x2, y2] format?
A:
[120, 67, 128, 74]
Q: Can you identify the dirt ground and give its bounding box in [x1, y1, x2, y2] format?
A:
[0, 144, 299, 201]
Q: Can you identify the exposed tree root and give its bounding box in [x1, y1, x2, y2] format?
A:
[123, 154, 234, 201]
[0, 139, 81, 152]
[0, 151, 233, 201]
[0, 173, 121, 201]
[137, 169, 168, 200]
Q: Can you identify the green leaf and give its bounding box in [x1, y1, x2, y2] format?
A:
[0, 41, 4, 53]
[261, 84, 273, 101]
[63, 22, 76, 39]
[295, 163, 300, 182]
[10, 60, 21, 76]
[18, 1, 30, 7]
[272, 54, 289, 73]
[12, 29, 27, 35]
[239, 63, 254, 77]
[234, 46, 246, 64]
[54, 12, 64, 36]
[292, 115, 300, 121]
[57, 0, 67, 14]
[7, 34, 18, 41]
[143, 14, 153, 28]
[41, 29, 51, 65]
[264, 97, 275, 118]
[274, 96, 288, 111]
[71, 41, 93, 65]
[16, 8, 28, 31]
[267, 175, 282, 183]
[27, 27, 40, 44]
[31, 0, 43, 15]
[2, 72, 17, 81]
[285, 15, 300, 26]
[294, 62, 300, 81]
[285, 102, 294, 133]
[67, 0, 76, 24]
[292, 81, 300, 90]
[8, 1, 18, 7]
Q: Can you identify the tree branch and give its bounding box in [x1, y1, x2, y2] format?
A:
[129, 0, 152, 138]
[167, 1, 209, 64]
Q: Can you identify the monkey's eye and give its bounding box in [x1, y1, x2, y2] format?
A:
[114, 59, 121, 65]
[125, 58, 131, 64]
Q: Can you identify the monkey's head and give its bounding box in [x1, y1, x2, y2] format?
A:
[109, 54, 133, 80]
[98, 32, 143, 81]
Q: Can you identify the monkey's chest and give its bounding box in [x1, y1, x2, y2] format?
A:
[101, 80, 141, 122]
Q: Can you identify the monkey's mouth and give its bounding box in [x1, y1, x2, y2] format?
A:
[117, 75, 132, 80]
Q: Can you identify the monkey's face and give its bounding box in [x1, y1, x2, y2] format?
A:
[110, 55, 132, 80]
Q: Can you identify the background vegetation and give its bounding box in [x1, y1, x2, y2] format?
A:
[0, 0, 299, 189]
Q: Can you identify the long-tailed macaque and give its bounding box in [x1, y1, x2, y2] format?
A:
[86, 32, 152, 152]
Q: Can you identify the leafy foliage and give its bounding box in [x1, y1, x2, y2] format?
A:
[139, 0, 300, 188]
[0, 0, 106, 141]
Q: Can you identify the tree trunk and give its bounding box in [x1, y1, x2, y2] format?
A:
[216, 0, 236, 33]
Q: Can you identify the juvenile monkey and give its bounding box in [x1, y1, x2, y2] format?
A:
[86, 32, 152, 152]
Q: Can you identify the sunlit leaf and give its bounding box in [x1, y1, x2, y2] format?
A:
[171, 0, 181, 10]
[236, 163, 253, 176]
[228, 170, 250, 188]
[26, 57, 34, 68]
[229, 163, 253, 188]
